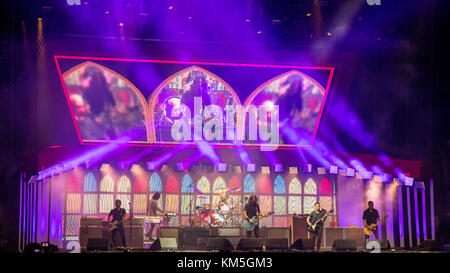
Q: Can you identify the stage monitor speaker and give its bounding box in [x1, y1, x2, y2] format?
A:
[266, 238, 289, 250]
[87, 238, 110, 251]
[207, 238, 234, 251]
[236, 238, 263, 251]
[149, 238, 178, 251]
[182, 228, 209, 245]
[366, 239, 391, 250]
[290, 238, 314, 250]
[420, 240, 440, 251]
[332, 239, 357, 251]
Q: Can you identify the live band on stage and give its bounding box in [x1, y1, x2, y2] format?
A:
[105, 185, 386, 251]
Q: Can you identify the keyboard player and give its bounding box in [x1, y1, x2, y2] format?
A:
[146, 192, 165, 242]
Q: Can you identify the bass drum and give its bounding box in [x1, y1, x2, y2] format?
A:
[209, 213, 224, 227]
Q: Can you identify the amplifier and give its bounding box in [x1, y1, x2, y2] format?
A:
[218, 228, 241, 237]
[80, 217, 102, 227]
[79, 227, 102, 249]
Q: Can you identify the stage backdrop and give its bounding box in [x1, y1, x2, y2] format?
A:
[34, 165, 337, 249]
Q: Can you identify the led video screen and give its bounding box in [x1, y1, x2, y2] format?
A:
[55, 56, 334, 150]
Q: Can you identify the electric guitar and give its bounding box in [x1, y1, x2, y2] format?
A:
[243, 211, 274, 231]
[108, 218, 129, 231]
[364, 215, 388, 236]
[306, 209, 334, 233]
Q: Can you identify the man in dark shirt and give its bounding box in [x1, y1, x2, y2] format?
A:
[243, 195, 262, 238]
[307, 202, 329, 251]
[108, 199, 127, 248]
[363, 201, 381, 247]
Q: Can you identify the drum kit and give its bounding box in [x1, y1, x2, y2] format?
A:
[191, 186, 243, 228]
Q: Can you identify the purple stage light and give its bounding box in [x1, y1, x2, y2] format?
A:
[289, 166, 298, 174]
[247, 163, 256, 173]
[146, 161, 155, 171]
[303, 164, 312, 173]
[318, 167, 326, 174]
[346, 168, 355, 177]
[176, 162, 185, 172]
[217, 163, 227, 172]
[274, 164, 283, 173]
[117, 161, 128, 170]
[382, 173, 393, 182]
[404, 176, 414, 187]
[330, 165, 338, 174]
[363, 171, 373, 179]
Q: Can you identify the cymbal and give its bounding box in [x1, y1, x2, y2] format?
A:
[197, 196, 208, 199]
[202, 203, 212, 207]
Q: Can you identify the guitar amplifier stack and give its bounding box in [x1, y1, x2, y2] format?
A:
[79, 217, 144, 249]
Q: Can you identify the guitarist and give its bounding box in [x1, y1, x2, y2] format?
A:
[307, 202, 329, 251]
[363, 201, 381, 246]
[243, 195, 262, 238]
[107, 199, 127, 248]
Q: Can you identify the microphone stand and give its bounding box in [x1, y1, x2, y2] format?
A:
[187, 183, 194, 227]
[129, 202, 132, 251]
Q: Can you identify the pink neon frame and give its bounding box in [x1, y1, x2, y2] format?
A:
[54, 55, 335, 150]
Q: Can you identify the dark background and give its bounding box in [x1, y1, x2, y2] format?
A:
[0, 0, 449, 251]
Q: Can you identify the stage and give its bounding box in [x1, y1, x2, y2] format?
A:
[1, 0, 449, 259]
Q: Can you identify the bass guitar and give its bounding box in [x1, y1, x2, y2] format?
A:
[306, 209, 334, 233]
[243, 211, 274, 231]
[364, 215, 388, 236]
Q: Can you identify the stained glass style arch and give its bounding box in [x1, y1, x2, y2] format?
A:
[229, 176, 241, 190]
[117, 176, 131, 192]
[319, 178, 332, 194]
[83, 172, 97, 192]
[274, 176, 286, 194]
[181, 174, 194, 193]
[165, 176, 179, 193]
[304, 178, 317, 195]
[213, 177, 227, 193]
[100, 175, 114, 192]
[244, 174, 255, 193]
[258, 176, 272, 194]
[196, 176, 210, 194]
[134, 176, 148, 192]
[289, 178, 301, 194]
[150, 173, 162, 192]
[67, 174, 81, 192]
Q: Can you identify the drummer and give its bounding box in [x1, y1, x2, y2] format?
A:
[216, 191, 231, 210]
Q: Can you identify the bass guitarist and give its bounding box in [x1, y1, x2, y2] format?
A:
[307, 202, 329, 251]
[108, 199, 127, 248]
[243, 195, 264, 238]
[363, 201, 381, 246]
